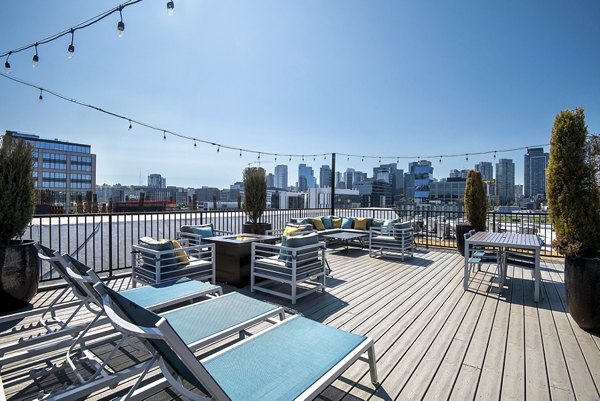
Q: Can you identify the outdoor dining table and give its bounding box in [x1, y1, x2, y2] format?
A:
[464, 231, 542, 302]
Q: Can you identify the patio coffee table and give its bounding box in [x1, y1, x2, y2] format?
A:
[321, 232, 368, 254]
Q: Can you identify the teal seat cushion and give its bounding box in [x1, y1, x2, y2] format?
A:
[321, 216, 333, 229]
[191, 225, 214, 238]
[341, 217, 353, 229]
[204, 316, 367, 401]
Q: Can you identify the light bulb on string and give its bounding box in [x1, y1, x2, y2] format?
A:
[466, 154, 469, 161]
[128, 120, 132, 130]
[378, 157, 381, 164]
[302, 155, 304, 161]
[439, 156, 442, 164]
[361, 156, 364, 162]
[347, 155, 349, 161]
[324, 154, 326, 160]
[32, 44, 39, 68]
[239, 149, 242, 157]
[217, 145, 220, 153]
[4, 52, 11, 74]
[289, 155, 292, 162]
[166, 1, 175, 16]
[38, 89, 43, 103]
[194, 140, 197, 148]
[493, 151, 497, 160]
[258, 152, 261, 160]
[67, 30, 75, 59]
[163, 130, 166, 141]
[313, 155, 316, 161]
[396, 158, 399, 164]
[117, 7, 125, 38]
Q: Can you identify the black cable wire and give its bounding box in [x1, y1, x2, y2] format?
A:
[0, 72, 549, 161]
[1, 0, 143, 58]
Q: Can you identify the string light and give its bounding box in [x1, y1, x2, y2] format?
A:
[258, 152, 261, 160]
[167, 1, 175, 16]
[0, 74, 550, 168]
[4, 52, 11, 74]
[38, 89, 43, 103]
[128, 120, 132, 130]
[117, 7, 125, 38]
[194, 139, 197, 148]
[302, 155, 304, 161]
[67, 30, 75, 59]
[466, 153, 469, 161]
[0, 0, 146, 72]
[32, 44, 39, 68]
[217, 145, 220, 153]
[378, 157, 381, 164]
[362, 156, 364, 162]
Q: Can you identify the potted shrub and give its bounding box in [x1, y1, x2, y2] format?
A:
[241, 167, 271, 235]
[456, 169, 487, 255]
[547, 108, 600, 330]
[0, 134, 39, 311]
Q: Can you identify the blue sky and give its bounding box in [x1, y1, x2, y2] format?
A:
[1, 0, 599, 188]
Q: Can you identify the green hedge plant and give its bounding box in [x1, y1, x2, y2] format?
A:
[0, 135, 35, 245]
[464, 169, 487, 231]
[547, 108, 600, 258]
[242, 167, 267, 224]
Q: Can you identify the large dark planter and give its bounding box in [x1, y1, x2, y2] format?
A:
[0, 240, 40, 312]
[455, 222, 475, 256]
[565, 256, 600, 331]
[242, 222, 272, 235]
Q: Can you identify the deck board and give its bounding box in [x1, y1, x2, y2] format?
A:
[1, 247, 599, 401]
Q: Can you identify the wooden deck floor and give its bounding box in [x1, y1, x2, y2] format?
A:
[1, 247, 599, 400]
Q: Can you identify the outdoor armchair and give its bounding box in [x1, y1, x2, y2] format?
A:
[251, 232, 327, 304]
[368, 222, 414, 260]
[132, 236, 215, 286]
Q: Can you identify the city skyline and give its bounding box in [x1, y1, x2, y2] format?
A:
[1, 1, 599, 188]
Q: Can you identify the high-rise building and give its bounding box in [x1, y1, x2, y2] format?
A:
[406, 160, 433, 202]
[496, 158, 515, 204]
[373, 163, 402, 200]
[524, 147, 549, 198]
[5, 130, 96, 213]
[355, 179, 393, 207]
[266, 173, 275, 188]
[448, 169, 468, 179]
[274, 165, 288, 189]
[344, 168, 355, 190]
[475, 162, 493, 181]
[319, 165, 332, 188]
[298, 164, 317, 191]
[148, 173, 166, 188]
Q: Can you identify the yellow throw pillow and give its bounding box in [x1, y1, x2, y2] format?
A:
[332, 217, 342, 228]
[311, 218, 325, 231]
[353, 217, 368, 230]
[171, 240, 190, 264]
[283, 226, 301, 237]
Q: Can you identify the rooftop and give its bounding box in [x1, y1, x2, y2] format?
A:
[1, 246, 598, 400]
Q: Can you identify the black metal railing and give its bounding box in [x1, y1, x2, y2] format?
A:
[26, 207, 557, 283]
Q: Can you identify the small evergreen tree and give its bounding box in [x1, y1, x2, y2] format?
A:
[0, 135, 35, 244]
[464, 170, 487, 231]
[547, 108, 600, 257]
[242, 167, 267, 224]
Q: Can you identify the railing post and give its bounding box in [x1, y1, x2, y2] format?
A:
[108, 214, 113, 277]
[425, 209, 429, 249]
[330, 152, 336, 217]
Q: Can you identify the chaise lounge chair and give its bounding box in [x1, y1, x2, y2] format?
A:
[96, 282, 379, 400]
[28, 249, 287, 400]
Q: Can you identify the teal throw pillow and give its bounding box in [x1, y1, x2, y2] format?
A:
[190, 225, 213, 238]
[341, 217, 353, 229]
[321, 216, 333, 229]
